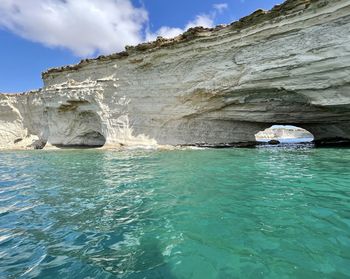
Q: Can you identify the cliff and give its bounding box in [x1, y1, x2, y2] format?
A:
[1, 0, 350, 149]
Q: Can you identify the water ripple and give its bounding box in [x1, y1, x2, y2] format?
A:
[0, 148, 350, 278]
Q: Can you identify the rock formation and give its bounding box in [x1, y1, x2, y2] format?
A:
[1, 0, 350, 149]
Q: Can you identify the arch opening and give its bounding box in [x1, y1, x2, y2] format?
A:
[48, 102, 107, 149]
[255, 125, 314, 145]
[53, 131, 106, 148]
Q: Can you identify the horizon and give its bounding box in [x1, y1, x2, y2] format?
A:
[0, 0, 283, 93]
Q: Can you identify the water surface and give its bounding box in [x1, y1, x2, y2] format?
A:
[1, 146, 350, 278]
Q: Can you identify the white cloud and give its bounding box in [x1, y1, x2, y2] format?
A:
[146, 13, 215, 41]
[146, 3, 230, 42]
[146, 26, 183, 41]
[213, 3, 228, 13]
[0, 0, 226, 57]
[186, 14, 215, 29]
[0, 0, 148, 56]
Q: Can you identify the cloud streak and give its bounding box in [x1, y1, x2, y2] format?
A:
[213, 3, 229, 13]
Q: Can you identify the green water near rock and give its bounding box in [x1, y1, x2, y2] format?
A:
[0, 146, 350, 279]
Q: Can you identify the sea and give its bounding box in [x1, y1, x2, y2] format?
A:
[1, 144, 350, 278]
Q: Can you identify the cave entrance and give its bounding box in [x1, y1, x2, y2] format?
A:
[72, 131, 107, 148]
[255, 125, 314, 145]
[53, 131, 106, 149]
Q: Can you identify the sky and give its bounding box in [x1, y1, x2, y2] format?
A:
[0, 0, 283, 93]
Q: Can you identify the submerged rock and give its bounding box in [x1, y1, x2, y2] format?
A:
[1, 0, 350, 150]
[268, 140, 281, 145]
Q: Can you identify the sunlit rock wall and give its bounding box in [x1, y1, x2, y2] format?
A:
[0, 92, 45, 149]
[1, 0, 350, 149]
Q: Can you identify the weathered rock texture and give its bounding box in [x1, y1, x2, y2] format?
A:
[1, 0, 350, 149]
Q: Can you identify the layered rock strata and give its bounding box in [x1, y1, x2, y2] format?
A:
[1, 0, 350, 149]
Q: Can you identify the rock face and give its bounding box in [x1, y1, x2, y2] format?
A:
[1, 0, 350, 149]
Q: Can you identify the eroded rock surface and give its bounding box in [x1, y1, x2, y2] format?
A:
[1, 0, 350, 149]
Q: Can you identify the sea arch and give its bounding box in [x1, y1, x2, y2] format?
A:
[255, 125, 314, 144]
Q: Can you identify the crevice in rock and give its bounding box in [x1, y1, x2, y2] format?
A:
[13, 138, 23, 144]
[313, 137, 350, 147]
[31, 139, 47, 150]
[58, 100, 90, 112]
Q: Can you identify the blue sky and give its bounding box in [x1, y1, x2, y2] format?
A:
[0, 0, 283, 93]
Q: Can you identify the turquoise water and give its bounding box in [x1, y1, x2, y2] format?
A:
[257, 137, 314, 143]
[1, 146, 350, 279]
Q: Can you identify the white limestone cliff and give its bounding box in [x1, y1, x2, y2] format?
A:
[1, 0, 350, 150]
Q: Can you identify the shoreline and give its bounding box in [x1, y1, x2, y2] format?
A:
[4, 140, 349, 152]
